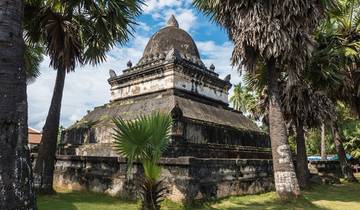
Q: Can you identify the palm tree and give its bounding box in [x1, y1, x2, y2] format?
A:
[0, 0, 37, 209]
[282, 82, 336, 188]
[310, 0, 360, 118]
[113, 112, 172, 210]
[330, 0, 360, 118]
[24, 0, 144, 193]
[321, 123, 327, 160]
[245, 68, 336, 189]
[305, 0, 359, 182]
[194, 0, 326, 198]
[229, 83, 256, 117]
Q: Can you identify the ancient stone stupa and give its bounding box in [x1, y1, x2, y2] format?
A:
[56, 15, 273, 202]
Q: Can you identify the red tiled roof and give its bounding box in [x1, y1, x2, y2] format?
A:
[28, 127, 42, 144]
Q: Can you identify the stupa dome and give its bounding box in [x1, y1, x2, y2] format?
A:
[139, 15, 200, 64]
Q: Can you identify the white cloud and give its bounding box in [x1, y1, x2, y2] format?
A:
[196, 40, 241, 101]
[27, 6, 242, 131]
[28, 35, 149, 130]
[197, 40, 240, 83]
[135, 21, 152, 32]
[142, 0, 185, 13]
[142, 0, 197, 32]
[163, 9, 197, 31]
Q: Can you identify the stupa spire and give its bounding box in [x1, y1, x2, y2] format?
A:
[166, 14, 179, 28]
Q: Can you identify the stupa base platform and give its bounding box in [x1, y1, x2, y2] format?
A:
[54, 155, 274, 203]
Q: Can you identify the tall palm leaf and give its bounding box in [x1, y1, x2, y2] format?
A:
[113, 116, 152, 170]
[24, 0, 144, 193]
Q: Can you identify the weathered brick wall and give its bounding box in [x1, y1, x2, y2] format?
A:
[53, 155, 274, 203]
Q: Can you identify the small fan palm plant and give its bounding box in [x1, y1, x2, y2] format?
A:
[113, 112, 172, 210]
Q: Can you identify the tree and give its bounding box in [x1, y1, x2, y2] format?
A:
[329, 0, 360, 118]
[332, 121, 357, 181]
[0, 0, 37, 209]
[309, 0, 360, 118]
[24, 0, 144, 193]
[245, 66, 336, 189]
[113, 112, 172, 210]
[194, 0, 327, 198]
[305, 0, 359, 182]
[321, 123, 327, 160]
[229, 83, 256, 117]
[282, 83, 336, 188]
[337, 102, 360, 159]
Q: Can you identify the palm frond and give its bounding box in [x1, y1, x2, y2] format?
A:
[143, 160, 162, 182]
[24, 43, 44, 84]
[112, 112, 172, 174]
[194, 0, 325, 73]
[24, 0, 144, 71]
[112, 116, 151, 168]
[146, 112, 172, 162]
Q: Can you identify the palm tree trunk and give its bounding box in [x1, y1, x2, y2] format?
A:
[331, 122, 358, 182]
[321, 123, 327, 161]
[34, 68, 66, 193]
[295, 122, 309, 189]
[355, 99, 360, 119]
[0, 0, 37, 209]
[267, 58, 300, 199]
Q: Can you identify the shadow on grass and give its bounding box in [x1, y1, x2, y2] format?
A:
[183, 194, 327, 210]
[182, 174, 360, 210]
[303, 181, 360, 204]
[37, 191, 138, 210]
[38, 174, 360, 210]
[38, 192, 78, 210]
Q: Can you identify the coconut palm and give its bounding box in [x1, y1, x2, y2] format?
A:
[230, 83, 256, 117]
[113, 112, 172, 210]
[24, 0, 144, 193]
[0, 0, 37, 209]
[194, 0, 328, 198]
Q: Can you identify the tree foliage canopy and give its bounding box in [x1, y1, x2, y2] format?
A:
[24, 0, 143, 72]
[193, 0, 329, 76]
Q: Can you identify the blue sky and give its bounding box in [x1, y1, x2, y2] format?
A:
[27, 0, 241, 130]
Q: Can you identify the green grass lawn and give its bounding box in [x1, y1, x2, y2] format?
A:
[38, 173, 360, 210]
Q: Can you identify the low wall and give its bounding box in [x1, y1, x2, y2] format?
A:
[308, 161, 342, 178]
[54, 155, 274, 203]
